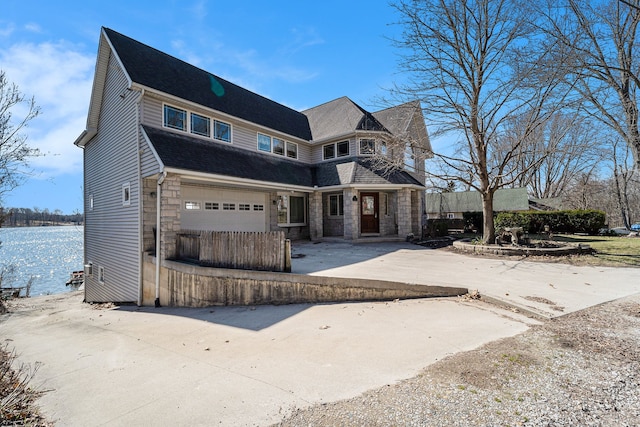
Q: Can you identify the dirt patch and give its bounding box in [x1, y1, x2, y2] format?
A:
[523, 295, 565, 312]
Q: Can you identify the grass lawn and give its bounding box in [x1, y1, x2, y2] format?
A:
[539, 234, 640, 267]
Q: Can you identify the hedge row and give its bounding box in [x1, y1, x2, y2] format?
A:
[494, 209, 606, 235]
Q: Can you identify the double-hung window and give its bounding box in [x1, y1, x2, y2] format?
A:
[329, 194, 344, 216]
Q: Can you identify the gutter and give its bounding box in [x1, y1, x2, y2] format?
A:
[155, 171, 166, 307]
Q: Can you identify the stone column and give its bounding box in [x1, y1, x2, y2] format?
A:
[309, 191, 323, 240]
[160, 174, 181, 260]
[343, 188, 359, 240]
[397, 188, 412, 238]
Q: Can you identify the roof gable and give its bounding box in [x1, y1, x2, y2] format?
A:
[302, 97, 387, 141]
[103, 28, 312, 141]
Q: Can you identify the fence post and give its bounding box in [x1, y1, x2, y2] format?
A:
[284, 239, 291, 273]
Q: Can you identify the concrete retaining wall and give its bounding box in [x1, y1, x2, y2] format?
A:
[143, 253, 467, 307]
[452, 239, 591, 256]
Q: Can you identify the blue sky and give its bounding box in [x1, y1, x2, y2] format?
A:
[1, 1, 411, 214]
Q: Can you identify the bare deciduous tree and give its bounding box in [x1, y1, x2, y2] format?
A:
[499, 111, 604, 199]
[540, 0, 640, 168]
[0, 70, 41, 205]
[386, 0, 568, 242]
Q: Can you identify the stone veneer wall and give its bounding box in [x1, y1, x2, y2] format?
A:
[267, 191, 310, 241]
[411, 190, 423, 236]
[397, 188, 413, 238]
[159, 174, 181, 259]
[322, 192, 344, 237]
[142, 178, 157, 252]
[379, 192, 398, 237]
[309, 191, 323, 240]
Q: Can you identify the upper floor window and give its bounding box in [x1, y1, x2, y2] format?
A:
[273, 138, 285, 156]
[286, 142, 298, 159]
[359, 138, 376, 155]
[258, 133, 271, 152]
[164, 105, 186, 131]
[257, 133, 298, 159]
[164, 104, 231, 143]
[404, 143, 416, 172]
[214, 120, 231, 142]
[191, 113, 210, 137]
[323, 140, 350, 160]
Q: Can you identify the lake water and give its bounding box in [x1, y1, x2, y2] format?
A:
[0, 226, 84, 296]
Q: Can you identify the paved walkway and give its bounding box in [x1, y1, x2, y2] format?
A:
[1, 241, 638, 426]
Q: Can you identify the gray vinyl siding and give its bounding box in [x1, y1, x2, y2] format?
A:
[141, 93, 313, 163]
[140, 117, 161, 178]
[311, 138, 355, 163]
[83, 52, 140, 303]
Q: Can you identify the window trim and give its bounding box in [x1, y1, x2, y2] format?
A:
[163, 105, 187, 131]
[163, 103, 232, 143]
[328, 194, 344, 217]
[122, 183, 131, 207]
[213, 119, 231, 142]
[190, 112, 211, 137]
[359, 138, 376, 155]
[277, 193, 307, 226]
[257, 133, 298, 159]
[323, 140, 350, 160]
[404, 143, 416, 172]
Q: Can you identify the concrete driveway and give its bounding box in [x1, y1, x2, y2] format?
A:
[291, 241, 640, 319]
[1, 241, 638, 426]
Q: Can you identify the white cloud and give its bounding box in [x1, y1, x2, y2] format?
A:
[0, 23, 16, 37]
[24, 23, 42, 33]
[0, 41, 94, 177]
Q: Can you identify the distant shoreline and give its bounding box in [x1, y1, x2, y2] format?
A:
[1, 222, 83, 228]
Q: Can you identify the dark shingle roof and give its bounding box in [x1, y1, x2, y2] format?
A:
[105, 28, 312, 141]
[143, 126, 313, 187]
[313, 157, 424, 187]
[143, 126, 424, 189]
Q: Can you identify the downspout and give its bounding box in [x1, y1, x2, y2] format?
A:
[136, 88, 145, 306]
[155, 170, 166, 308]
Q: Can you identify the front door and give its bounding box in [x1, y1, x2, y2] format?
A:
[360, 192, 379, 234]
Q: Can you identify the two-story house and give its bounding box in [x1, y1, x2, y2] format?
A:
[75, 28, 432, 304]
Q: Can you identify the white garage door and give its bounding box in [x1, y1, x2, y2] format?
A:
[181, 186, 268, 232]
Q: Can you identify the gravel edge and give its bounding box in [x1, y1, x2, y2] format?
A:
[277, 295, 640, 426]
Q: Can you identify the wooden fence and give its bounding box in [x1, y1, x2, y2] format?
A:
[176, 230, 290, 272]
